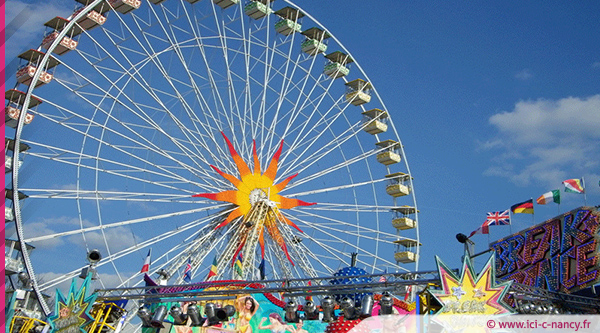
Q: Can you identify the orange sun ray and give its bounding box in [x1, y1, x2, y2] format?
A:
[210, 165, 241, 188]
[258, 229, 265, 258]
[221, 132, 252, 178]
[277, 196, 316, 210]
[193, 190, 239, 204]
[279, 215, 303, 233]
[252, 140, 261, 175]
[216, 208, 244, 229]
[231, 237, 247, 266]
[273, 174, 297, 192]
[265, 222, 294, 265]
[263, 140, 284, 181]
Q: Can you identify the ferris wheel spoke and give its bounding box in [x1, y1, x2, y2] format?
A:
[285, 209, 398, 242]
[263, 37, 299, 155]
[277, 222, 318, 278]
[278, 76, 344, 156]
[23, 205, 226, 243]
[279, 109, 362, 179]
[291, 229, 352, 272]
[296, 218, 408, 274]
[257, 13, 276, 149]
[36, 210, 221, 291]
[290, 240, 333, 277]
[171, 7, 239, 140]
[303, 202, 397, 213]
[24, 136, 205, 188]
[278, 47, 324, 142]
[85, 17, 229, 171]
[285, 146, 382, 190]
[213, 11, 250, 153]
[23, 145, 215, 194]
[52, 57, 218, 180]
[285, 177, 386, 198]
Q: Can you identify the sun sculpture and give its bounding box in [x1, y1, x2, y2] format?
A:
[194, 133, 315, 274]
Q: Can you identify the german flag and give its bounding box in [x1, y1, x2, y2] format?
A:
[511, 199, 534, 214]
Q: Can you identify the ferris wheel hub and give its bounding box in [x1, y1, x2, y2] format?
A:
[248, 188, 268, 206]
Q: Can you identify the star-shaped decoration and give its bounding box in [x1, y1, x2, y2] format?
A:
[451, 286, 466, 300]
[473, 288, 487, 299]
[47, 274, 97, 333]
[431, 251, 514, 316]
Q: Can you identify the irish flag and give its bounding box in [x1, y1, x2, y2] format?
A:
[562, 178, 585, 194]
[536, 190, 560, 205]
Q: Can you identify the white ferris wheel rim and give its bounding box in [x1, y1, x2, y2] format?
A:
[8, 0, 420, 318]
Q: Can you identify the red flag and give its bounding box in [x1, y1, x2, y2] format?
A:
[469, 224, 489, 238]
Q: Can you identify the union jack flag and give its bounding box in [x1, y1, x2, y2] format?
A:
[485, 210, 510, 226]
[183, 258, 192, 283]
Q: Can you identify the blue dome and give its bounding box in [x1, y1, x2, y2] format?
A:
[329, 266, 373, 306]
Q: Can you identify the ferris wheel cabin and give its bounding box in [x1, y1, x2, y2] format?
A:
[213, 0, 238, 9]
[391, 206, 417, 230]
[393, 238, 420, 264]
[42, 17, 83, 56]
[245, 0, 275, 20]
[5, 155, 22, 175]
[15, 49, 60, 89]
[5, 240, 50, 325]
[5, 89, 42, 128]
[324, 51, 353, 79]
[109, 0, 142, 14]
[5, 138, 28, 179]
[345, 78, 372, 106]
[274, 6, 304, 35]
[72, 0, 110, 31]
[5, 189, 29, 224]
[375, 139, 402, 165]
[362, 108, 388, 134]
[5, 240, 35, 276]
[301, 27, 331, 55]
[385, 172, 411, 197]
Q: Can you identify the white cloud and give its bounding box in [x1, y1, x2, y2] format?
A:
[515, 69, 534, 80]
[5, 0, 73, 62]
[7, 216, 83, 248]
[592, 62, 600, 69]
[11, 214, 140, 254]
[67, 226, 140, 253]
[483, 95, 600, 187]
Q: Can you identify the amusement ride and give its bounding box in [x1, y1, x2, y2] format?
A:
[6, 0, 421, 331]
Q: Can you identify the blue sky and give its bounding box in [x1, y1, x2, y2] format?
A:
[4, 0, 599, 279]
[297, 1, 600, 269]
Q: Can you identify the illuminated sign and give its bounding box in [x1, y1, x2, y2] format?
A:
[431, 253, 514, 315]
[491, 206, 599, 293]
[47, 275, 97, 333]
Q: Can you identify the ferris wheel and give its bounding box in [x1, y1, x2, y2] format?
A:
[6, 0, 420, 316]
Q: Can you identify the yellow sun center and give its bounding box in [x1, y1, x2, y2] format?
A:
[192, 133, 315, 266]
